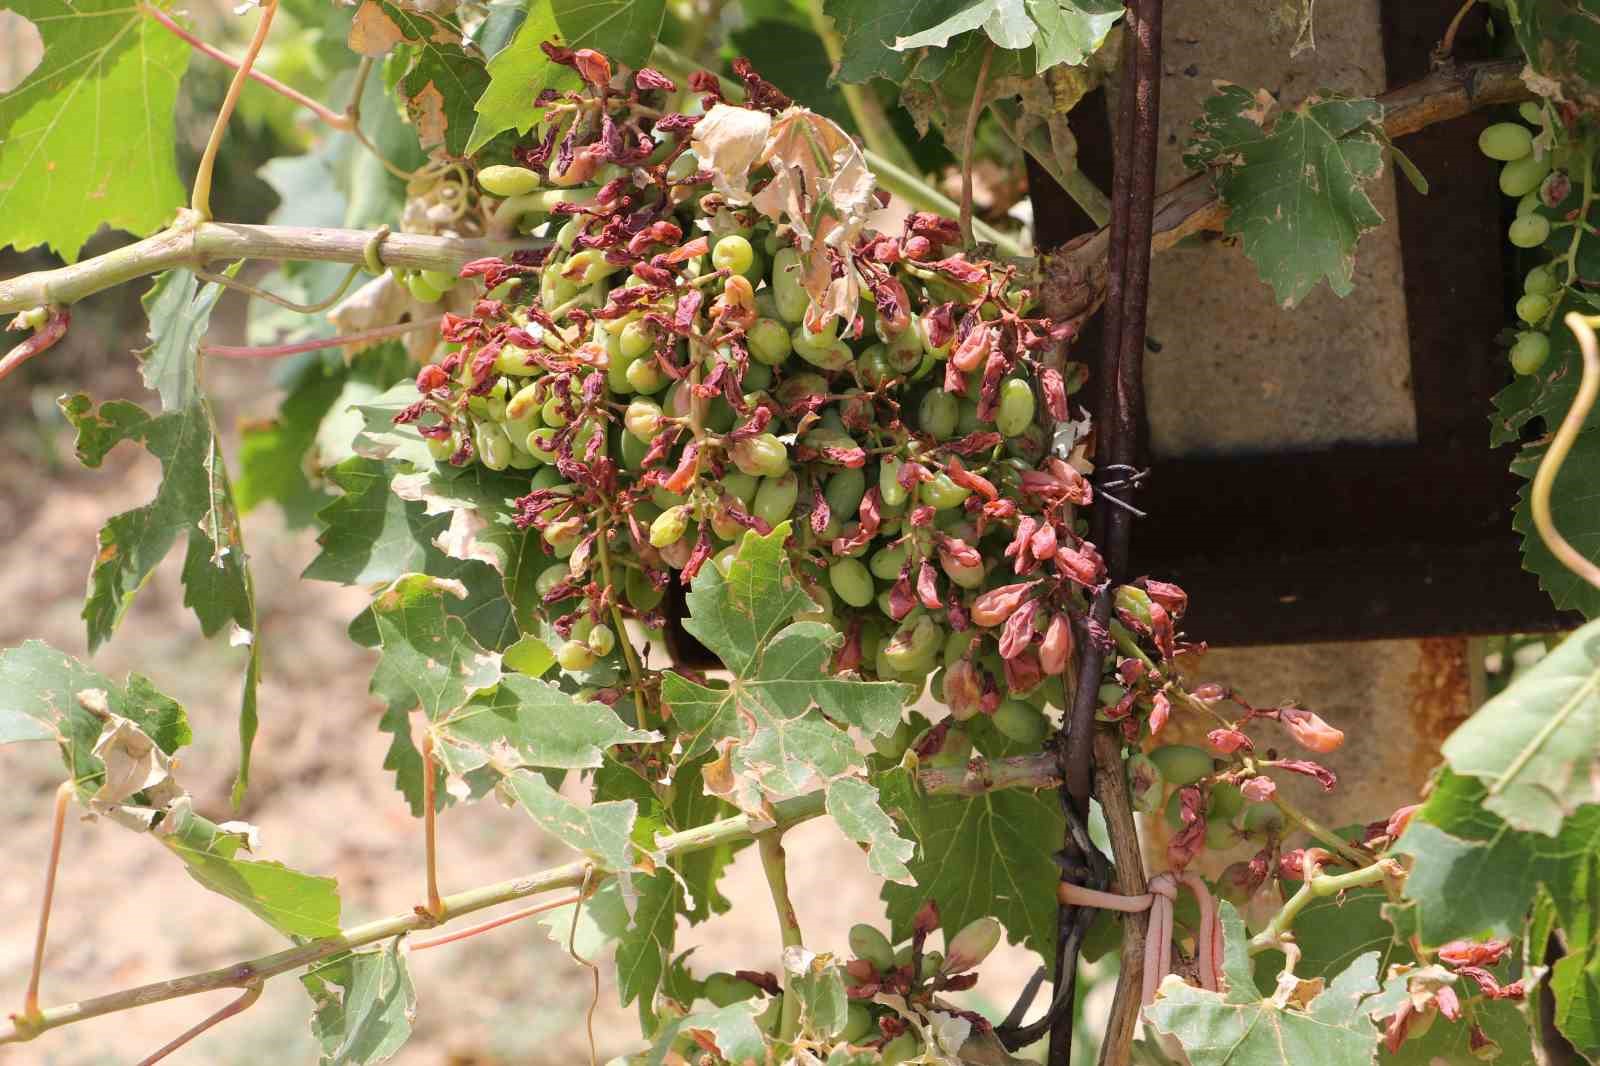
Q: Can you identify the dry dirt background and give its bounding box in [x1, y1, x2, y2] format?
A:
[0, 283, 1073, 1065]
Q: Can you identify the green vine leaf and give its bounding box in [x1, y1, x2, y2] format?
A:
[642, 1002, 766, 1066]
[826, 777, 915, 884]
[0, 641, 190, 794]
[1183, 84, 1387, 307]
[0, 0, 191, 260]
[303, 939, 417, 1065]
[661, 524, 905, 815]
[368, 573, 503, 721]
[467, 0, 666, 153]
[892, 0, 1120, 68]
[1250, 885, 1411, 993]
[1511, 431, 1600, 620]
[877, 759, 1065, 967]
[347, 0, 489, 156]
[1146, 903, 1385, 1065]
[435, 673, 658, 778]
[500, 769, 637, 869]
[1436, 616, 1600, 834]
[786, 950, 849, 1040]
[159, 801, 342, 939]
[824, 0, 972, 82]
[617, 870, 683, 1030]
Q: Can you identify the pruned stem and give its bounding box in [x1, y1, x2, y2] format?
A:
[21, 782, 74, 1022]
[141, 4, 349, 130]
[202, 317, 444, 359]
[421, 731, 444, 920]
[192, 0, 279, 220]
[1248, 861, 1396, 955]
[0, 307, 70, 386]
[134, 983, 262, 1066]
[757, 831, 805, 1042]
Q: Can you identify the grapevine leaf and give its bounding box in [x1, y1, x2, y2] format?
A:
[467, 0, 667, 153]
[617, 869, 682, 1028]
[500, 769, 637, 869]
[877, 762, 1065, 967]
[1183, 84, 1386, 307]
[0, 641, 189, 794]
[826, 777, 915, 884]
[1436, 615, 1600, 834]
[159, 801, 341, 939]
[368, 573, 503, 722]
[669, 754, 747, 922]
[786, 951, 849, 1040]
[1511, 431, 1600, 619]
[352, 383, 436, 468]
[890, 0, 1119, 62]
[349, 1, 488, 156]
[1380, 993, 1534, 1066]
[662, 525, 904, 813]
[1553, 950, 1600, 1061]
[139, 269, 227, 412]
[642, 1002, 766, 1066]
[892, 0, 1036, 53]
[824, 0, 972, 83]
[303, 940, 416, 1066]
[1145, 903, 1385, 1065]
[390, 462, 531, 573]
[1509, 0, 1600, 112]
[433, 673, 658, 777]
[1251, 886, 1412, 993]
[535, 876, 634, 960]
[0, 0, 190, 260]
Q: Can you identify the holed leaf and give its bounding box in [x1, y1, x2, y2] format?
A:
[303, 939, 416, 1065]
[826, 776, 915, 884]
[500, 769, 637, 870]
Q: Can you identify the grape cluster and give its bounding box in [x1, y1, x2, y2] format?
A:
[397, 46, 1129, 744]
[1478, 101, 1594, 375]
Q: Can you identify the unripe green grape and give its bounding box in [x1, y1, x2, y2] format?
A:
[1148, 744, 1214, 787]
[1526, 264, 1560, 295]
[703, 973, 760, 1008]
[993, 699, 1048, 745]
[919, 390, 959, 439]
[732, 432, 790, 477]
[878, 456, 909, 507]
[474, 421, 512, 471]
[1206, 819, 1240, 851]
[1478, 122, 1534, 162]
[956, 398, 984, 436]
[1517, 292, 1552, 324]
[770, 248, 809, 324]
[652, 485, 687, 510]
[406, 273, 446, 303]
[1519, 101, 1544, 126]
[1511, 331, 1551, 374]
[841, 1002, 874, 1043]
[587, 624, 616, 656]
[870, 543, 909, 582]
[792, 333, 853, 371]
[506, 447, 538, 470]
[848, 924, 896, 970]
[825, 468, 868, 521]
[1518, 190, 1541, 217]
[538, 395, 568, 428]
[555, 218, 581, 252]
[426, 429, 461, 461]
[506, 382, 544, 422]
[556, 639, 597, 672]
[1509, 213, 1551, 248]
[535, 562, 570, 599]
[723, 470, 759, 506]
[625, 399, 663, 442]
[625, 567, 664, 611]
[619, 428, 648, 470]
[667, 149, 699, 182]
[619, 319, 655, 361]
[544, 517, 583, 557]
[996, 378, 1037, 437]
[478, 164, 542, 197]
[626, 356, 667, 394]
[748, 318, 792, 365]
[1501, 154, 1552, 198]
[881, 1033, 921, 1066]
[420, 268, 458, 292]
[1241, 801, 1285, 834]
[884, 318, 925, 372]
[1163, 787, 1188, 831]
[884, 616, 941, 672]
[711, 233, 755, 276]
[829, 558, 875, 607]
[944, 555, 985, 589]
[564, 249, 619, 286]
[753, 473, 800, 526]
[495, 344, 540, 376]
[1209, 781, 1245, 820]
[919, 472, 971, 510]
[650, 505, 690, 548]
[856, 344, 894, 388]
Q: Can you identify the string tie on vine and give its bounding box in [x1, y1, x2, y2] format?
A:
[1056, 871, 1223, 1005]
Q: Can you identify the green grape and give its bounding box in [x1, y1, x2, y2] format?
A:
[884, 616, 941, 672]
[507, 448, 537, 470]
[996, 378, 1036, 437]
[474, 421, 512, 471]
[711, 234, 755, 276]
[406, 273, 445, 303]
[841, 1002, 874, 1043]
[495, 344, 539, 376]
[956, 398, 983, 436]
[426, 429, 460, 462]
[1148, 744, 1215, 787]
[541, 395, 569, 428]
[1526, 264, 1560, 295]
[770, 247, 809, 323]
[1478, 122, 1534, 162]
[587, 624, 616, 656]
[1509, 214, 1551, 248]
[791, 326, 852, 371]
[619, 319, 655, 361]
[878, 456, 909, 507]
[1163, 788, 1189, 831]
[1511, 331, 1551, 374]
[703, 973, 760, 1007]
[1518, 190, 1541, 217]
[753, 473, 800, 525]
[993, 700, 1048, 744]
[626, 356, 667, 394]
[652, 486, 687, 510]
[564, 249, 620, 286]
[848, 924, 896, 970]
[535, 562, 570, 598]
[478, 164, 542, 197]
[1520, 101, 1544, 126]
[625, 566, 664, 611]
[619, 428, 648, 469]
[555, 218, 581, 252]
[556, 639, 596, 672]
[723, 470, 759, 505]
[1241, 801, 1285, 834]
[1209, 781, 1245, 821]
[667, 149, 699, 182]
[919, 472, 971, 510]
[733, 432, 790, 477]
[506, 382, 544, 422]
[825, 468, 867, 520]
[625, 399, 663, 441]
[884, 317, 925, 372]
[420, 268, 457, 292]
[1501, 154, 1552, 198]
[748, 318, 792, 365]
[1517, 292, 1552, 324]
[919, 390, 959, 439]
[650, 505, 690, 548]
[1206, 819, 1240, 852]
[856, 344, 894, 388]
[829, 558, 875, 607]
[870, 543, 909, 581]
[742, 362, 772, 392]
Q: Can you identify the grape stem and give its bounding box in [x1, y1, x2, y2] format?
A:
[202, 316, 444, 359]
[595, 523, 653, 730]
[19, 782, 74, 1024]
[421, 732, 445, 920]
[0, 306, 70, 386]
[408, 892, 581, 950]
[1247, 860, 1397, 956]
[1437, 0, 1478, 60]
[1562, 139, 1597, 291]
[757, 830, 805, 1042]
[191, 0, 278, 221]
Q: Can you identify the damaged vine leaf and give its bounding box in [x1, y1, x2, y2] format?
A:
[303, 939, 417, 1066]
[1146, 903, 1388, 1065]
[346, 0, 488, 156]
[62, 269, 262, 800]
[1510, 430, 1600, 619]
[826, 776, 915, 884]
[891, 0, 1121, 70]
[1183, 84, 1409, 308]
[467, 0, 666, 152]
[499, 769, 637, 870]
[0, 641, 190, 794]
[0, 0, 191, 259]
[642, 1002, 767, 1066]
[1394, 771, 1600, 1059]
[661, 524, 906, 815]
[876, 729, 1065, 966]
[1436, 615, 1600, 834]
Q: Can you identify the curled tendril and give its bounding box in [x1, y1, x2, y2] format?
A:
[1532, 312, 1600, 593]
